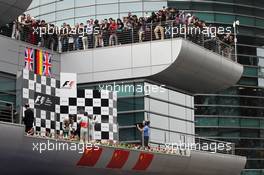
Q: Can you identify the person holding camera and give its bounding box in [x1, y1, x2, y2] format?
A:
[137, 120, 150, 149]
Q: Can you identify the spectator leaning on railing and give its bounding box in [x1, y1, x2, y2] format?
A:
[4, 7, 235, 56]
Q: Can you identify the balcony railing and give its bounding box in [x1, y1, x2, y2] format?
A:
[24, 128, 235, 156]
[1, 20, 235, 61]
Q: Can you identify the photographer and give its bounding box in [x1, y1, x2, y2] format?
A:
[137, 120, 150, 149]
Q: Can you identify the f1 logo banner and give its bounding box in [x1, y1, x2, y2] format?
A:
[60, 73, 77, 97]
[34, 92, 57, 112]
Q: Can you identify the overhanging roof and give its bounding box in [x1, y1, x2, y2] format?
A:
[61, 38, 243, 94]
[0, 0, 32, 26]
[149, 39, 243, 93]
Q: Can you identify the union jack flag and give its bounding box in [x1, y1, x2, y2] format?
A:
[43, 51, 52, 76]
[24, 48, 34, 71]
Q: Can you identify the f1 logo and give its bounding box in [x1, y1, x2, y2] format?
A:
[62, 81, 75, 89]
[35, 96, 45, 105]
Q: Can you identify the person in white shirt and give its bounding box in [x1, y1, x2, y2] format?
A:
[78, 113, 89, 144]
[89, 115, 97, 142]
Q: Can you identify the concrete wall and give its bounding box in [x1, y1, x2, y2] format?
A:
[61, 39, 181, 84]
[144, 82, 195, 144]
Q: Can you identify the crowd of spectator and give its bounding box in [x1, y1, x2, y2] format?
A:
[3, 6, 234, 54]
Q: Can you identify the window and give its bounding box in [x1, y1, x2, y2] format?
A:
[241, 170, 262, 175]
[235, 6, 253, 16]
[75, 0, 96, 7]
[56, 9, 74, 21]
[195, 128, 218, 137]
[75, 6, 96, 18]
[241, 119, 259, 128]
[117, 97, 144, 112]
[243, 66, 258, 77]
[28, 0, 40, 9]
[240, 129, 259, 138]
[245, 160, 264, 169]
[39, 3, 56, 14]
[143, 1, 167, 12]
[120, 2, 143, 13]
[40, 0, 55, 5]
[238, 77, 258, 86]
[96, 4, 119, 15]
[27, 8, 40, 18]
[56, 0, 74, 11]
[96, 0, 118, 4]
[255, 9, 264, 18]
[218, 129, 240, 137]
[238, 55, 257, 66]
[55, 19, 75, 27]
[214, 4, 233, 13]
[196, 117, 218, 126]
[256, 19, 264, 27]
[237, 16, 255, 26]
[260, 120, 264, 129]
[167, 1, 191, 10]
[219, 118, 240, 127]
[215, 14, 235, 24]
[75, 16, 96, 24]
[118, 112, 144, 126]
[234, 0, 253, 6]
[39, 13, 56, 23]
[193, 12, 214, 22]
[119, 128, 141, 141]
[192, 2, 213, 11]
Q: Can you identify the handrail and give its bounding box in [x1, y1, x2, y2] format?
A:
[0, 19, 235, 61]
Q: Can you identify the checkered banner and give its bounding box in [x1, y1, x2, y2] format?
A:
[20, 69, 118, 141]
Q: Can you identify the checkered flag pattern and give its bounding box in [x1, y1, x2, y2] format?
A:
[20, 69, 118, 141]
[22, 69, 60, 136]
[59, 89, 118, 141]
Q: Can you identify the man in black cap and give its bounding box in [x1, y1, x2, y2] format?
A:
[23, 104, 34, 135]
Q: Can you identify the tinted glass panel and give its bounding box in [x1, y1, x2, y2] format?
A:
[118, 112, 144, 126]
[196, 117, 218, 126]
[117, 97, 144, 112]
[219, 118, 240, 127]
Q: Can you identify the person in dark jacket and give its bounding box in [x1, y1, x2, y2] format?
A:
[23, 104, 34, 135]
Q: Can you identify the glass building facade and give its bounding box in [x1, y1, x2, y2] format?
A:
[166, 0, 264, 174]
[26, 0, 167, 26]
